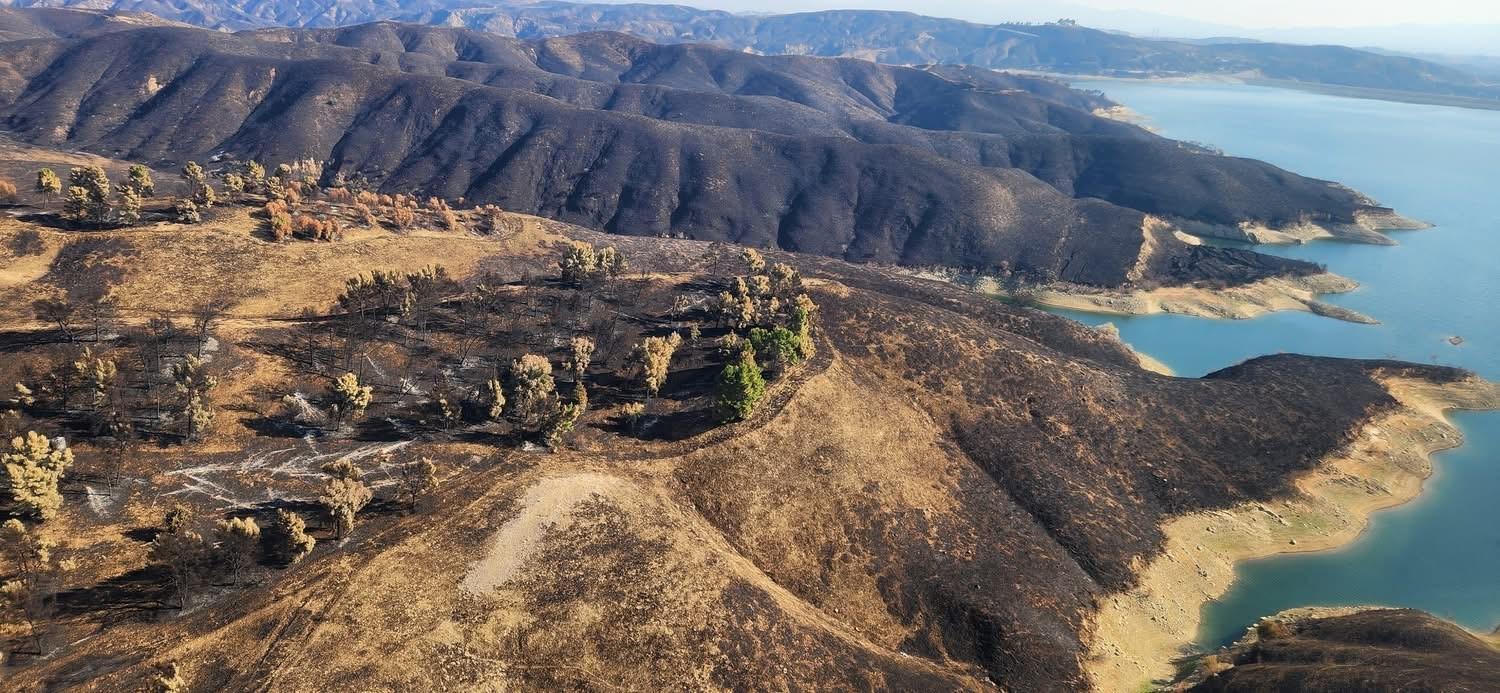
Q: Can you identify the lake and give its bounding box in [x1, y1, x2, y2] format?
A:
[1059, 80, 1500, 648]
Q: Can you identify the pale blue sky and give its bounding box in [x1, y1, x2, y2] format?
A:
[1070, 0, 1500, 28]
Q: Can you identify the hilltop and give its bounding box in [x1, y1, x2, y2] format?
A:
[0, 148, 1494, 690]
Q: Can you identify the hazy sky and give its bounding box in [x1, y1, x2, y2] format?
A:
[1071, 0, 1500, 28]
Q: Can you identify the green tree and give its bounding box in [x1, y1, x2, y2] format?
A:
[1, 432, 73, 520]
[543, 401, 582, 448]
[715, 349, 766, 422]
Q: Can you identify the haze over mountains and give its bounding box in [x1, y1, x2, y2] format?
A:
[4, 0, 1497, 107]
[0, 11, 1403, 288]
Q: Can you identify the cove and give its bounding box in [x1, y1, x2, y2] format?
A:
[1055, 80, 1500, 649]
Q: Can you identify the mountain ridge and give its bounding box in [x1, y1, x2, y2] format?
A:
[3, 0, 1495, 106]
[0, 14, 1394, 289]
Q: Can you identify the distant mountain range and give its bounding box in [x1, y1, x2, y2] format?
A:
[0, 9, 1402, 288]
[3, 0, 1497, 106]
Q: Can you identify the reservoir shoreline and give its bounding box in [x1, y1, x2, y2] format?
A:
[1085, 376, 1500, 691]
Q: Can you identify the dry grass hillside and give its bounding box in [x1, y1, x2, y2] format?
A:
[0, 178, 1493, 692]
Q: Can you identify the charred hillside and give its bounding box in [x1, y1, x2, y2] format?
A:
[0, 196, 1483, 691]
[1193, 609, 1500, 692]
[12, 0, 1490, 104]
[0, 15, 1378, 287]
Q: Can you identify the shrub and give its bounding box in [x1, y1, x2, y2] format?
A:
[173, 199, 200, 224]
[388, 205, 415, 229]
[0, 178, 17, 201]
[352, 202, 376, 226]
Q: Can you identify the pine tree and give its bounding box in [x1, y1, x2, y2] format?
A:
[636, 332, 683, 398]
[65, 166, 112, 224]
[149, 524, 210, 608]
[243, 160, 267, 194]
[395, 456, 438, 513]
[329, 372, 372, 426]
[319, 460, 371, 539]
[34, 168, 60, 208]
[172, 356, 217, 441]
[266, 509, 315, 565]
[1, 519, 75, 654]
[214, 517, 260, 584]
[1, 432, 73, 520]
[126, 164, 155, 197]
[715, 348, 766, 422]
[117, 184, 143, 225]
[510, 354, 556, 431]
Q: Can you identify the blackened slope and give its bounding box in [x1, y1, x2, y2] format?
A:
[266, 23, 1380, 230]
[0, 6, 179, 41]
[688, 257, 1475, 688]
[8, 2, 1496, 103]
[0, 24, 1326, 287]
[1194, 609, 1500, 692]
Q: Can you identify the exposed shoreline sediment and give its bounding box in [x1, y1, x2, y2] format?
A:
[1084, 375, 1500, 692]
[1033, 272, 1378, 324]
[1169, 208, 1430, 246]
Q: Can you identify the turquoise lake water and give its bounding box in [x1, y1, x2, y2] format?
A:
[1059, 81, 1500, 648]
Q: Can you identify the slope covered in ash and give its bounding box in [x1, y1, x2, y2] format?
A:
[0, 203, 1482, 691]
[1194, 609, 1500, 692]
[12, 0, 1494, 104]
[261, 22, 1388, 238]
[0, 15, 1387, 287]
